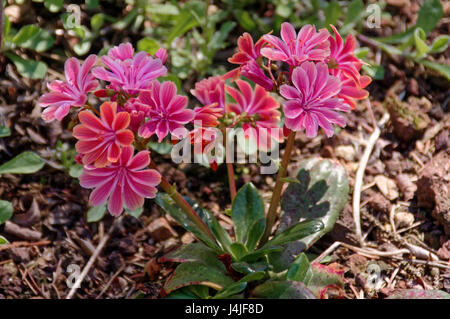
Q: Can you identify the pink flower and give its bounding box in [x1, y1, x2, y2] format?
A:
[261, 23, 330, 66]
[73, 102, 134, 167]
[190, 76, 226, 110]
[226, 80, 282, 150]
[279, 61, 348, 138]
[193, 103, 223, 127]
[241, 60, 274, 91]
[338, 75, 371, 110]
[228, 32, 265, 65]
[123, 98, 151, 133]
[79, 146, 161, 216]
[154, 48, 168, 64]
[327, 26, 371, 109]
[138, 81, 195, 142]
[107, 43, 135, 61]
[92, 44, 167, 95]
[40, 55, 98, 122]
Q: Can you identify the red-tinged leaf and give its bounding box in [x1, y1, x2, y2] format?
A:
[307, 262, 346, 299]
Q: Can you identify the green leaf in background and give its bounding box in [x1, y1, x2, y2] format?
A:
[208, 21, 236, 52]
[44, 0, 64, 13]
[325, 1, 342, 26]
[415, 0, 443, 34]
[163, 261, 234, 295]
[231, 183, 265, 249]
[377, 0, 443, 44]
[146, 3, 180, 15]
[137, 37, 160, 55]
[251, 280, 316, 299]
[413, 28, 429, 58]
[166, 2, 204, 44]
[112, 7, 140, 31]
[0, 126, 11, 137]
[0, 200, 13, 225]
[233, 10, 256, 32]
[12, 25, 54, 52]
[85, 0, 100, 11]
[91, 13, 106, 33]
[5, 53, 48, 79]
[0, 151, 45, 175]
[86, 203, 107, 223]
[429, 35, 450, 53]
[275, 4, 292, 19]
[418, 59, 450, 81]
[286, 253, 313, 284]
[0, 235, 9, 245]
[69, 164, 83, 178]
[362, 64, 385, 80]
[342, 0, 364, 31]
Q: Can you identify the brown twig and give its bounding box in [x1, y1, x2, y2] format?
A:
[0, 240, 51, 251]
[66, 217, 121, 299]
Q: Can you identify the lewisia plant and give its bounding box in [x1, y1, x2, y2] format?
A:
[40, 23, 370, 298]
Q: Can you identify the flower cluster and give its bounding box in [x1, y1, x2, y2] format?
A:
[226, 22, 370, 136]
[39, 23, 369, 216]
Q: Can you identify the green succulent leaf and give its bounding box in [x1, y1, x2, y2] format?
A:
[12, 25, 54, 52]
[286, 253, 313, 284]
[0, 200, 13, 225]
[270, 158, 349, 270]
[0, 151, 45, 175]
[419, 59, 450, 81]
[261, 219, 324, 250]
[163, 261, 234, 295]
[231, 183, 265, 250]
[233, 10, 256, 31]
[251, 280, 316, 299]
[160, 243, 225, 270]
[166, 1, 204, 44]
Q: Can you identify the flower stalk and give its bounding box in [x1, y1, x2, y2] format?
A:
[259, 130, 296, 246]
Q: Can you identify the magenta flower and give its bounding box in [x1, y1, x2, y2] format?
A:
[92, 44, 167, 95]
[79, 146, 161, 216]
[107, 43, 135, 61]
[241, 60, 274, 91]
[123, 98, 151, 133]
[261, 23, 330, 66]
[154, 48, 168, 64]
[190, 76, 226, 110]
[226, 80, 282, 150]
[193, 103, 223, 127]
[138, 81, 195, 142]
[73, 102, 134, 168]
[228, 32, 265, 65]
[279, 61, 348, 138]
[327, 25, 371, 109]
[40, 55, 98, 122]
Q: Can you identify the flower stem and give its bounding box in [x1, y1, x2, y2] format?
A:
[149, 161, 216, 242]
[259, 131, 296, 246]
[222, 128, 237, 201]
[84, 103, 100, 116]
